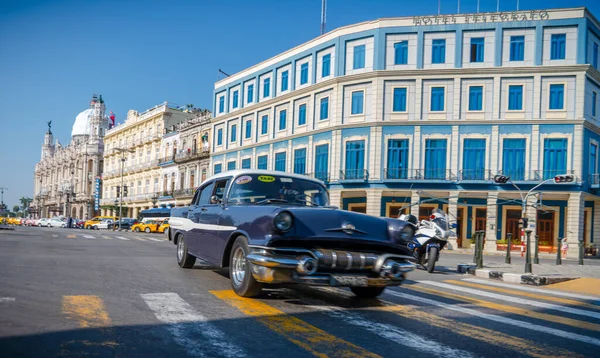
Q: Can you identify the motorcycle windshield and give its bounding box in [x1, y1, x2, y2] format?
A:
[431, 209, 449, 231]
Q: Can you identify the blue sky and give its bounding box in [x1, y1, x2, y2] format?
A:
[0, 0, 598, 209]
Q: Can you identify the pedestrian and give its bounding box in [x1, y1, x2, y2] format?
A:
[561, 238, 569, 259]
[67, 216, 73, 229]
[520, 238, 525, 258]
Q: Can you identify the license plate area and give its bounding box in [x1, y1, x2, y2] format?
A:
[330, 275, 368, 287]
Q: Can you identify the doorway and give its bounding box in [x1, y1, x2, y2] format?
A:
[506, 209, 522, 244]
[537, 211, 555, 250]
[386, 203, 408, 218]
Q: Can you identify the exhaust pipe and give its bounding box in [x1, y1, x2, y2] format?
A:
[296, 256, 318, 275]
[380, 259, 411, 279]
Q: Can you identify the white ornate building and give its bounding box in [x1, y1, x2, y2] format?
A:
[33, 95, 110, 219]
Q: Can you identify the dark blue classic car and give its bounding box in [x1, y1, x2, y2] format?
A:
[168, 170, 416, 298]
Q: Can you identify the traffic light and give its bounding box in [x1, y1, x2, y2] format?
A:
[518, 217, 528, 229]
[116, 186, 121, 197]
[493, 174, 510, 184]
[123, 185, 128, 196]
[553, 174, 575, 183]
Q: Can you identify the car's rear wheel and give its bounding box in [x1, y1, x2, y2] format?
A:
[229, 236, 262, 297]
[350, 287, 386, 298]
[176, 235, 196, 268]
[135, 227, 140, 232]
[145, 228, 151, 233]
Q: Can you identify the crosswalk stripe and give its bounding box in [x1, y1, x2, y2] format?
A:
[83, 235, 96, 239]
[102, 236, 113, 240]
[0, 297, 16, 303]
[420, 280, 600, 320]
[448, 279, 600, 310]
[116, 236, 130, 241]
[386, 289, 600, 347]
[145, 237, 162, 242]
[52, 234, 58, 238]
[131, 237, 146, 241]
[211, 290, 380, 358]
[62, 295, 112, 328]
[463, 278, 600, 301]
[141, 293, 245, 358]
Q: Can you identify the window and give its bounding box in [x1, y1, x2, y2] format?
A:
[387, 139, 408, 179]
[322, 54, 331, 77]
[275, 152, 286, 171]
[392, 88, 407, 112]
[263, 78, 270, 98]
[315, 144, 329, 181]
[550, 34, 566, 60]
[394, 41, 408, 65]
[300, 63, 309, 85]
[508, 85, 523, 110]
[227, 161, 236, 171]
[279, 110, 287, 130]
[590, 143, 598, 175]
[241, 158, 251, 169]
[594, 43, 599, 68]
[351, 91, 364, 115]
[468, 86, 483, 111]
[432, 39, 446, 64]
[230, 124, 237, 142]
[257, 155, 268, 170]
[502, 138, 526, 180]
[245, 120, 252, 139]
[462, 139, 486, 180]
[298, 104, 307, 126]
[247, 84, 254, 103]
[424, 139, 447, 179]
[353, 44, 365, 69]
[510, 36, 525, 61]
[219, 96, 225, 113]
[214, 163, 222, 174]
[320, 97, 329, 120]
[217, 128, 223, 146]
[593, 92, 598, 117]
[430, 87, 445, 111]
[293, 148, 306, 174]
[543, 138, 567, 179]
[470, 37, 484, 63]
[549, 84, 565, 110]
[232, 90, 239, 108]
[281, 70, 289, 91]
[261, 115, 268, 134]
[345, 140, 365, 179]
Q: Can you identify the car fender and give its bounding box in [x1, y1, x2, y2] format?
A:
[220, 229, 252, 268]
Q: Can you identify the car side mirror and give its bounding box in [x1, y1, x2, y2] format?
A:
[210, 195, 220, 204]
[451, 223, 458, 229]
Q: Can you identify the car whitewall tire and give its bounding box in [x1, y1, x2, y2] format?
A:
[229, 236, 263, 298]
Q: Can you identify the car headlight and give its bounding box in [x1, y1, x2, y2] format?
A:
[398, 226, 414, 242]
[274, 211, 293, 232]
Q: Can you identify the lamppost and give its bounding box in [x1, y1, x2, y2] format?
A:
[113, 147, 134, 230]
[151, 194, 158, 208]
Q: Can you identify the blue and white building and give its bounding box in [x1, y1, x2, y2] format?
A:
[210, 7, 600, 255]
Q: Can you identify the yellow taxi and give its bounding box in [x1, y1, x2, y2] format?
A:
[131, 220, 162, 233]
[84, 216, 118, 229]
[157, 219, 170, 233]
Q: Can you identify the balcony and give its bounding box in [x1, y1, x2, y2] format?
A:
[173, 149, 210, 164]
[590, 174, 600, 189]
[158, 156, 175, 165]
[339, 169, 369, 182]
[496, 170, 529, 182]
[173, 188, 195, 198]
[533, 170, 575, 181]
[458, 169, 492, 181]
[383, 168, 457, 181]
[306, 172, 330, 183]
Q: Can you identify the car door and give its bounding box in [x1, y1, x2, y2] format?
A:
[185, 181, 215, 259]
[197, 178, 230, 260]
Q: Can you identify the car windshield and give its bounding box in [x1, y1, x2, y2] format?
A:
[228, 174, 329, 206]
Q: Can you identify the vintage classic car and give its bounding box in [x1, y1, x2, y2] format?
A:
[169, 170, 416, 298]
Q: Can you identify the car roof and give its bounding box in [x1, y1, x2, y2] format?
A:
[203, 170, 325, 186]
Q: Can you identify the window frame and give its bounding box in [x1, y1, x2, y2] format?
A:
[262, 77, 271, 98]
[509, 35, 525, 61]
[391, 86, 408, 113]
[547, 82, 566, 111]
[350, 90, 365, 115]
[393, 41, 408, 65]
[319, 97, 329, 120]
[300, 62, 309, 85]
[431, 39, 446, 64]
[274, 151, 287, 172]
[469, 37, 485, 63]
[293, 147, 307, 174]
[281, 70, 289, 92]
[322, 53, 331, 78]
[244, 119, 252, 139]
[216, 128, 223, 146]
[467, 85, 484, 112]
[260, 115, 269, 135]
[257, 155, 268, 170]
[353, 44, 366, 69]
[247, 84, 254, 104]
[507, 84, 525, 112]
[232, 90, 239, 109]
[430, 86, 446, 112]
[230, 124, 237, 143]
[550, 33, 566, 60]
[298, 103, 307, 126]
[278, 109, 287, 131]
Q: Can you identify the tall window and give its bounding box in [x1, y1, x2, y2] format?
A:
[543, 138, 567, 179]
[219, 96, 225, 113]
[353, 44, 365, 69]
[468, 86, 483, 111]
[387, 139, 408, 179]
[510, 36, 525, 61]
[314, 144, 329, 181]
[432, 39, 446, 64]
[293, 148, 306, 174]
[424, 139, 447, 180]
[298, 104, 307, 126]
[345, 140, 365, 179]
[320, 97, 329, 120]
[351, 91, 364, 115]
[214, 163, 222, 174]
[241, 158, 251, 169]
[549, 84, 564, 110]
[462, 139, 486, 180]
[392, 88, 407, 112]
[232, 90, 239, 108]
[279, 110, 287, 130]
[247, 84, 254, 103]
[245, 120, 252, 139]
[217, 128, 223, 146]
[263, 78, 270, 97]
[502, 138, 526, 180]
[281, 70, 289, 91]
[300, 63, 309, 85]
[593, 43, 599, 68]
[508, 85, 523, 110]
[550, 34, 566, 60]
[230, 124, 237, 142]
[590, 143, 598, 175]
[430, 87, 445, 111]
[470, 37, 484, 63]
[394, 41, 408, 65]
[227, 161, 236, 171]
[593, 92, 598, 117]
[257, 155, 268, 170]
[322, 54, 331, 77]
[261, 115, 268, 135]
[275, 152, 286, 171]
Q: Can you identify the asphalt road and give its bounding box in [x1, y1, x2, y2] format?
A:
[1, 226, 599, 357]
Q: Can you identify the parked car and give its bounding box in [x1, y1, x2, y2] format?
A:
[91, 218, 114, 230]
[49, 218, 66, 228]
[108, 218, 138, 231]
[84, 216, 117, 229]
[73, 219, 86, 228]
[158, 219, 170, 233]
[37, 218, 51, 227]
[131, 220, 161, 233]
[169, 170, 416, 298]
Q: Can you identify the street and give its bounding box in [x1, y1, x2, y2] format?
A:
[1, 227, 599, 358]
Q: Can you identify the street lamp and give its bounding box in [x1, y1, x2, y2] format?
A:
[151, 194, 158, 208]
[113, 147, 134, 230]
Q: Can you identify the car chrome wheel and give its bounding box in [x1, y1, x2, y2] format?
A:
[231, 246, 246, 287]
[177, 239, 184, 262]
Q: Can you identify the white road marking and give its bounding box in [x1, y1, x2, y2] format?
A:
[463, 278, 600, 301]
[0, 297, 16, 303]
[145, 237, 162, 242]
[132, 237, 146, 241]
[83, 235, 96, 239]
[420, 280, 600, 320]
[116, 236, 130, 241]
[385, 289, 600, 347]
[102, 236, 112, 240]
[52, 234, 58, 238]
[141, 293, 245, 358]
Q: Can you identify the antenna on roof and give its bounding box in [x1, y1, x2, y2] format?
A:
[321, 0, 327, 35]
[438, 0, 441, 15]
[457, 0, 460, 14]
[477, 0, 480, 12]
[218, 69, 230, 77]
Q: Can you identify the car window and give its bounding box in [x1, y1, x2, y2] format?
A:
[214, 179, 229, 202]
[197, 181, 215, 205]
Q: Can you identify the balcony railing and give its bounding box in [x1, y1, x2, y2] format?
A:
[496, 170, 528, 181]
[339, 169, 369, 181]
[590, 174, 600, 188]
[173, 188, 195, 198]
[173, 149, 210, 164]
[534, 170, 575, 181]
[458, 169, 492, 181]
[384, 168, 457, 181]
[384, 168, 409, 180]
[305, 172, 329, 183]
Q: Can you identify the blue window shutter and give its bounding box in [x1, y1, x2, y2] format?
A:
[345, 140, 365, 179]
[293, 148, 306, 174]
[551, 34, 566, 60]
[468, 86, 483, 111]
[351, 91, 364, 115]
[502, 138, 526, 180]
[543, 138, 567, 179]
[508, 85, 523, 110]
[279, 110, 286, 130]
[430, 87, 445, 111]
[214, 164, 222, 174]
[549, 84, 565, 110]
[432, 39, 446, 64]
[230, 124, 237, 142]
[322, 54, 331, 77]
[245, 120, 252, 139]
[590, 144, 598, 174]
[353, 45, 365, 69]
[275, 152, 286, 171]
[247, 85, 254, 103]
[386, 139, 408, 179]
[320, 97, 329, 120]
[462, 139, 486, 179]
[261, 115, 268, 134]
[470, 38, 484, 63]
[593, 43, 599, 68]
[241, 158, 251, 169]
[217, 128, 223, 145]
[227, 161, 236, 171]
[281, 71, 289, 91]
[593, 92, 597, 117]
[257, 155, 268, 170]
[298, 104, 306, 125]
[219, 97, 224, 113]
[510, 36, 525, 61]
[424, 139, 447, 179]
[232, 90, 239, 108]
[315, 144, 329, 181]
[392, 88, 407, 112]
[300, 63, 309, 84]
[394, 41, 408, 65]
[263, 78, 270, 97]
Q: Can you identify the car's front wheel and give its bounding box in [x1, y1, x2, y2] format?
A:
[176, 235, 196, 268]
[350, 287, 386, 298]
[229, 236, 262, 298]
[145, 228, 151, 233]
[134, 227, 140, 232]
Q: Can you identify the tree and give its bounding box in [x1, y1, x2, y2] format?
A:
[19, 197, 32, 211]
[12, 205, 20, 213]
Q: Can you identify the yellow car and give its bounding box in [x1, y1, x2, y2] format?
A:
[85, 216, 117, 229]
[158, 219, 170, 233]
[131, 220, 161, 233]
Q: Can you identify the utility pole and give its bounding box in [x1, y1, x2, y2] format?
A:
[113, 147, 134, 230]
[0, 187, 7, 213]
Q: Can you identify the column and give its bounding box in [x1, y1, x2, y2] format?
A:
[566, 192, 584, 258]
[490, 126, 499, 175]
[525, 194, 538, 240]
[450, 127, 459, 177]
[484, 192, 499, 253]
[572, 125, 583, 179]
[530, 125, 540, 179]
[329, 189, 342, 209]
[410, 191, 420, 217]
[532, 74, 541, 119]
[366, 188, 383, 217]
[594, 201, 600, 246]
[447, 191, 459, 250]
[369, 127, 382, 180]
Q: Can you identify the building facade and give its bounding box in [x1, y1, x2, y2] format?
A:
[33, 95, 110, 219]
[209, 7, 600, 256]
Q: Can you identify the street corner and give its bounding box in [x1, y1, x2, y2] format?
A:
[545, 278, 600, 296]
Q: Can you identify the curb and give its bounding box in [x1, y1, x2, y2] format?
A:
[0, 225, 15, 231]
[456, 264, 578, 286]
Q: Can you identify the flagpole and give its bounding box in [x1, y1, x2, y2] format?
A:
[517, 0, 520, 11]
[477, 0, 480, 12]
[497, 0, 500, 12]
[457, 0, 460, 13]
[438, 0, 441, 15]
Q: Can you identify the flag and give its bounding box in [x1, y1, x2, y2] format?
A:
[109, 111, 115, 125]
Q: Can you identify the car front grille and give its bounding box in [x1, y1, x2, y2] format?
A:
[314, 249, 378, 270]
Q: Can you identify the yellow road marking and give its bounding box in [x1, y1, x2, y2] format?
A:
[211, 290, 380, 358]
[379, 304, 581, 358]
[102, 236, 112, 239]
[446, 280, 600, 310]
[67, 235, 76, 239]
[405, 285, 600, 332]
[546, 278, 600, 297]
[62, 295, 112, 328]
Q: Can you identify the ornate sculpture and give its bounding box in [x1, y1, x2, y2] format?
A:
[47, 120, 52, 134]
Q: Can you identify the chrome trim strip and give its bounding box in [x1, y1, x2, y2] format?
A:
[359, 254, 366, 270]
[331, 251, 337, 269]
[346, 252, 353, 270]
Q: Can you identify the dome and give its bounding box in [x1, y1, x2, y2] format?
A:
[71, 109, 93, 137]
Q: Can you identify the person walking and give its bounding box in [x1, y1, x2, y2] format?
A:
[561, 238, 569, 259]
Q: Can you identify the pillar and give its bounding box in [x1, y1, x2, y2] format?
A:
[484, 192, 499, 253]
[525, 194, 538, 242]
[329, 189, 342, 209]
[594, 201, 600, 247]
[566, 192, 584, 258]
[366, 188, 383, 217]
[447, 191, 459, 250]
[410, 191, 420, 217]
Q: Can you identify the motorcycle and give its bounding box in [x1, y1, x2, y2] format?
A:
[399, 209, 454, 273]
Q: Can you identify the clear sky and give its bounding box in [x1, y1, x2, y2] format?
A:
[0, 0, 599, 209]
